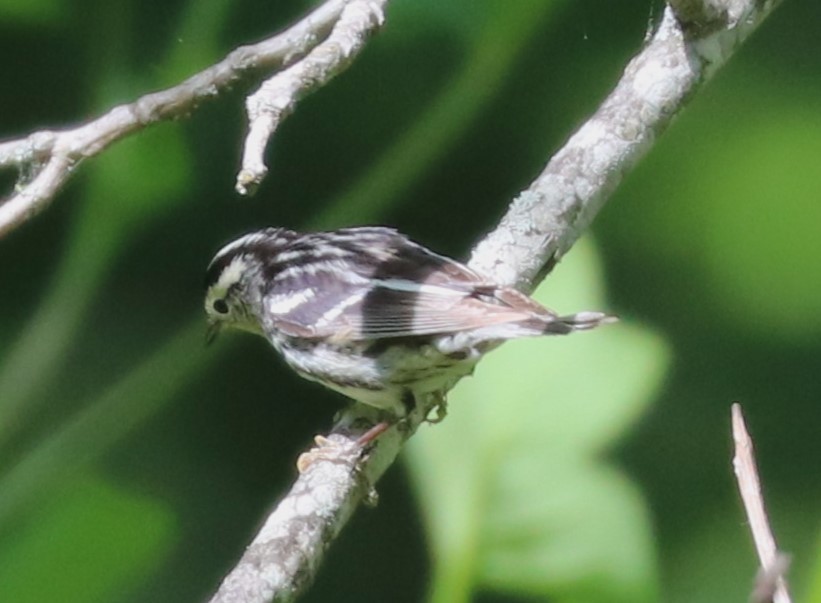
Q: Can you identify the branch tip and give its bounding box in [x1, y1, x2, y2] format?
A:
[235, 0, 388, 194]
[0, 0, 350, 238]
[731, 403, 793, 603]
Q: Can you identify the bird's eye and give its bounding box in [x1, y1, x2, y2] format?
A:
[212, 299, 229, 314]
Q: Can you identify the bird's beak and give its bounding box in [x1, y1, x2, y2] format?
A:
[205, 321, 222, 346]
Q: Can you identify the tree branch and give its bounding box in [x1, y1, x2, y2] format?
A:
[0, 0, 352, 239]
[731, 403, 793, 603]
[207, 1, 785, 601]
[469, 0, 784, 290]
[236, 0, 388, 195]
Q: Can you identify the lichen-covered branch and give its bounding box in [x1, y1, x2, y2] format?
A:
[0, 0, 349, 239]
[469, 0, 783, 292]
[207, 2, 785, 602]
[236, 0, 388, 195]
[207, 405, 419, 603]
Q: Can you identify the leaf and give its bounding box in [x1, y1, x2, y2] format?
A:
[806, 528, 821, 603]
[406, 237, 669, 603]
[608, 74, 821, 343]
[0, 474, 175, 603]
[313, 0, 566, 229]
[0, 0, 65, 24]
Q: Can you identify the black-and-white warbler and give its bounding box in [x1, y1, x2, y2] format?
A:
[204, 226, 613, 415]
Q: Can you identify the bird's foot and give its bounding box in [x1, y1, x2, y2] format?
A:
[296, 434, 349, 474]
[296, 418, 393, 475]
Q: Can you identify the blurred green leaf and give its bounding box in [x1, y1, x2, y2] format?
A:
[663, 505, 757, 603]
[0, 0, 65, 24]
[666, 499, 821, 603]
[610, 73, 821, 342]
[807, 528, 821, 603]
[391, 0, 498, 40]
[0, 0, 235, 439]
[0, 121, 192, 446]
[0, 474, 175, 603]
[71, 124, 193, 262]
[316, 0, 566, 228]
[698, 106, 821, 340]
[407, 238, 669, 603]
[0, 4, 197, 447]
[162, 0, 236, 83]
[0, 321, 210, 525]
[481, 461, 653, 600]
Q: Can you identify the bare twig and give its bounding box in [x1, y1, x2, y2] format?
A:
[0, 0, 349, 239]
[236, 0, 388, 195]
[732, 403, 792, 603]
[208, 2, 785, 601]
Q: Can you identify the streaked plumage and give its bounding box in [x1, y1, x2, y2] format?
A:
[204, 226, 613, 414]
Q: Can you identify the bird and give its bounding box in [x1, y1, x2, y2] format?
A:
[204, 226, 614, 417]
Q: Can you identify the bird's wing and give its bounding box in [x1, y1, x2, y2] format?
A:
[260, 227, 553, 341]
[266, 278, 544, 341]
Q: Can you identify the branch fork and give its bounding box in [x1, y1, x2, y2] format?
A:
[0, 0, 383, 238]
[237, 0, 388, 195]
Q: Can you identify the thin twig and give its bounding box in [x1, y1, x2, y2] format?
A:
[732, 403, 792, 603]
[236, 0, 389, 195]
[208, 2, 785, 601]
[0, 0, 349, 239]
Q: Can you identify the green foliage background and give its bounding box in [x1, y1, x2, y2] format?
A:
[1, 0, 819, 602]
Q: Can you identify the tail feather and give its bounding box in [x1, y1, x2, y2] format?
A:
[490, 287, 616, 336]
[438, 310, 615, 354]
[542, 311, 617, 335]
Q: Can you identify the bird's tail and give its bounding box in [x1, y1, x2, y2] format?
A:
[541, 311, 617, 335]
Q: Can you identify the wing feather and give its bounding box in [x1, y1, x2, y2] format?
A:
[259, 226, 554, 341]
[270, 281, 548, 341]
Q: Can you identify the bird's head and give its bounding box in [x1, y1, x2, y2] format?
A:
[203, 228, 295, 342]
